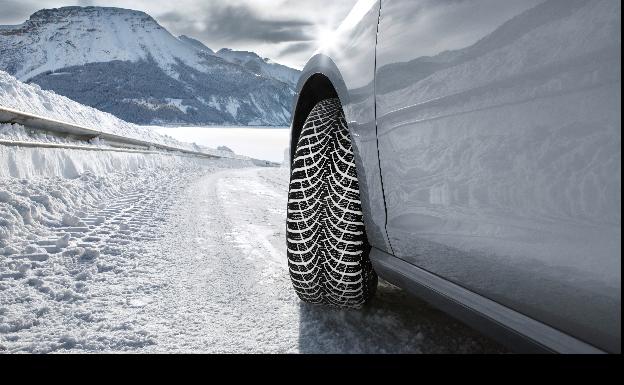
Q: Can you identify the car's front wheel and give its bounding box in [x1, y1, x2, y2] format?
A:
[287, 98, 377, 308]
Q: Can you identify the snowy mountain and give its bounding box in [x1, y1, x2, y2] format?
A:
[216, 48, 300, 89]
[0, 7, 300, 126]
[178, 35, 215, 55]
[0, 69, 215, 154]
[176, 38, 299, 88]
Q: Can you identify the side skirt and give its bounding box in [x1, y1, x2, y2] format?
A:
[369, 247, 604, 354]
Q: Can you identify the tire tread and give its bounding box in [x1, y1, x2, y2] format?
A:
[287, 98, 377, 308]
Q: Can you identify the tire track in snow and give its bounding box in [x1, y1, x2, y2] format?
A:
[1, 165, 506, 353]
[0, 163, 218, 353]
[136, 167, 506, 353]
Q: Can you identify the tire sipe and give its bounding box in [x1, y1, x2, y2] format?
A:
[287, 98, 377, 308]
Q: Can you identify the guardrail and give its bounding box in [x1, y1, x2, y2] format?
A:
[0, 139, 217, 160]
[0, 106, 241, 160]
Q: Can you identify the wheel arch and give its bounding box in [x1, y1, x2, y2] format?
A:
[290, 55, 349, 167]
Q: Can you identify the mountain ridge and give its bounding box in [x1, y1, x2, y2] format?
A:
[0, 6, 300, 126]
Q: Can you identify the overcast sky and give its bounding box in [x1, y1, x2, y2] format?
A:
[0, 0, 358, 69]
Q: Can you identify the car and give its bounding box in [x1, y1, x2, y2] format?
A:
[285, 0, 621, 354]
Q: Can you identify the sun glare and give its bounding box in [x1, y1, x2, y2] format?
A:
[316, 26, 336, 50]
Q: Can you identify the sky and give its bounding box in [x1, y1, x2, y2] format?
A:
[0, 0, 358, 69]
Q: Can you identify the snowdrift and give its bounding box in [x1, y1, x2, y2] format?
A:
[0, 70, 234, 158]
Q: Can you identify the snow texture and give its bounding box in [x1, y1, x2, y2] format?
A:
[216, 48, 301, 88]
[0, 147, 504, 352]
[0, 123, 105, 147]
[0, 148, 249, 352]
[0, 72, 243, 159]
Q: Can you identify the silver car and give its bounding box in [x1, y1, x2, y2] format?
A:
[286, 0, 621, 353]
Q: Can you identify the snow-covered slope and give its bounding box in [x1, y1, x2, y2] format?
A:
[0, 7, 300, 126]
[0, 69, 233, 158]
[216, 48, 301, 89]
[0, 7, 207, 80]
[173, 40, 300, 88]
[178, 35, 214, 55]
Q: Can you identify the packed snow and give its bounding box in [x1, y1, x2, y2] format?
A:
[0, 140, 505, 352]
[0, 123, 106, 147]
[0, 148, 249, 352]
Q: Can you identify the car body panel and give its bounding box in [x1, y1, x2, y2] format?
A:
[291, 0, 621, 353]
[375, 0, 620, 353]
[294, 0, 393, 252]
[369, 246, 604, 353]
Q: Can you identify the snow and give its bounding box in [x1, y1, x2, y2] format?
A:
[178, 35, 214, 55]
[0, 144, 257, 353]
[0, 112, 501, 352]
[165, 99, 194, 114]
[224, 98, 240, 118]
[153, 126, 291, 163]
[0, 7, 213, 81]
[0, 7, 300, 127]
[0, 71, 243, 159]
[1, 123, 96, 147]
[123, 98, 195, 114]
[207, 96, 220, 110]
[0, 160, 504, 353]
[0, 70, 170, 146]
[216, 48, 300, 88]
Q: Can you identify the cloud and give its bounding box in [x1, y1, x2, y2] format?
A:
[0, 0, 358, 69]
[279, 41, 315, 56]
[0, 0, 36, 24]
[155, 0, 357, 68]
[160, 3, 314, 45]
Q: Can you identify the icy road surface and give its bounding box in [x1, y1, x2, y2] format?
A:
[0, 165, 505, 353]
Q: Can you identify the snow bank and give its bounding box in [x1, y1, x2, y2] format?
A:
[0, 71, 241, 159]
[0, 157, 229, 352]
[0, 71, 162, 144]
[0, 138, 252, 243]
[1, 151, 224, 243]
[0, 126, 253, 352]
[0, 123, 110, 147]
[0, 141, 249, 179]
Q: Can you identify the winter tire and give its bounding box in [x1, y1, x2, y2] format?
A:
[287, 98, 377, 308]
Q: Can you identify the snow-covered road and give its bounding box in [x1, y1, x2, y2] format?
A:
[1, 163, 505, 353]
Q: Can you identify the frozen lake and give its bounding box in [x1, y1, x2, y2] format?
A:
[153, 126, 290, 163]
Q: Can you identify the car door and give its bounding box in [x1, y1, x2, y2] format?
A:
[374, 0, 621, 352]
